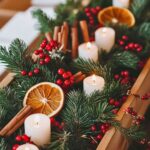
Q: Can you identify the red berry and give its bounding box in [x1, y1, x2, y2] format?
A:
[39, 60, 45, 65]
[33, 68, 40, 74]
[45, 44, 52, 51]
[136, 47, 142, 52]
[12, 144, 19, 150]
[96, 6, 101, 11]
[91, 140, 97, 145]
[66, 71, 72, 77]
[86, 12, 92, 17]
[34, 50, 39, 55]
[100, 125, 105, 130]
[44, 56, 51, 64]
[91, 8, 97, 15]
[40, 42, 47, 49]
[134, 43, 139, 48]
[119, 40, 125, 46]
[112, 109, 118, 114]
[114, 74, 120, 80]
[54, 121, 60, 127]
[50, 40, 56, 48]
[56, 79, 63, 85]
[91, 125, 96, 131]
[96, 134, 103, 140]
[38, 49, 43, 53]
[128, 43, 134, 49]
[64, 80, 71, 87]
[62, 72, 69, 79]
[28, 71, 33, 77]
[21, 70, 27, 76]
[109, 98, 115, 105]
[122, 35, 128, 41]
[58, 68, 65, 75]
[50, 117, 55, 124]
[15, 135, 22, 142]
[125, 46, 129, 50]
[22, 134, 30, 142]
[121, 71, 129, 77]
[114, 101, 120, 107]
[90, 20, 94, 25]
[85, 7, 90, 13]
[39, 53, 45, 59]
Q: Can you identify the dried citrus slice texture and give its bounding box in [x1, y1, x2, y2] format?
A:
[98, 6, 135, 27]
[23, 82, 64, 117]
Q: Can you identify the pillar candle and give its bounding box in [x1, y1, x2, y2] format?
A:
[95, 27, 115, 53]
[113, 0, 130, 8]
[24, 114, 50, 147]
[83, 75, 105, 95]
[17, 144, 39, 150]
[78, 42, 98, 62]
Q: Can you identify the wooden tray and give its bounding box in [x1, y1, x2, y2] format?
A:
[97, 58, 150, 150]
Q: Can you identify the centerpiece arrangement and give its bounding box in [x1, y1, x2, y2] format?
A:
[0, 0, 150, 150]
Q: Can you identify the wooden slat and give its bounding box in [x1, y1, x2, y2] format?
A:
[97, 58, 150, 150]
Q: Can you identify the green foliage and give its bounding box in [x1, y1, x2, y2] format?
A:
[138, 22, 150, 40]
[108, 51, 140, 70]
[0, 138, 8, 150]
[32, 9, 56, 33]
[0, 39, 29, 73]
[130, 0, 149, 18]
[73, 58, 107, 78]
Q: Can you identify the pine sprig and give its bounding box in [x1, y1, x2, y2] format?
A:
[32, 9, 56, 33]
[73, 58, 107, 78]
[130, 0, 149, 18]
[108, 51, 140, 70]
[0, 39, 33, 74]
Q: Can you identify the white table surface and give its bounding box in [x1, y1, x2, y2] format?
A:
[0, 6, 56, 76]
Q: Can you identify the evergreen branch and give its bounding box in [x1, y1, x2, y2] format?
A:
[130, 0, 149, 18]
[138, 22, 150, 40]
[108, 51, 140, 70]
[32, 9, 56, 33]
[0, 138, 8, 150]
[73, 58, 107, 78]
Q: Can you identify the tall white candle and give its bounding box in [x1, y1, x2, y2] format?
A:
[17, 144, 39, 150]
[83, 75, 105, 95]
[95, 27, 115, 53]
[78, 42, 98, 62]
[25, 114, 50, 147]
[113, 0, 130, 8]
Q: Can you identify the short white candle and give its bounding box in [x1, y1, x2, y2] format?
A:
[25, 114, 50, 147]
[95, 27, 115, 53]
[17, 144, 39, 150]
[78, 42, 98, 62]
[113, 0, 130, 8]
[83, 75, 105, 95]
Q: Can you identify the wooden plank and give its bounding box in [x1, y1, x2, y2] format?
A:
[98, 58, 150, 150]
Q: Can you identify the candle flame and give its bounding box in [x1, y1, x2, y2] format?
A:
[92, 75, 96, 84]
[102, 28, 107, 33]
[87, 42, 92, 49]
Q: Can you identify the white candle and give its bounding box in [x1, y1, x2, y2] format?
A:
[17, 144, 39, 150]
[25, 114, 50, 147]
[78, 42, 98, 62]
[113, 0, 130, 8]
[83, 75, 105, 95]
[95, 27, 115, 53]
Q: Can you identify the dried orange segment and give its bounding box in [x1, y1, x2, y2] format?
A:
[98, 6, 135, 27]
[23, 82, 64, 117]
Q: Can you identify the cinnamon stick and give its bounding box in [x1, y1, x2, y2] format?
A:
[79, 20, 90, 42]
[71, 27, 78, 59]
[53, 26, 60, 41]
[0, 105, 32, 137]
[61, 26, 68, 52]
[58, 32, 62, 43]
[45, 32, 52, 42]
[6, 110, 32, 137]
[74, 72, 86, 83]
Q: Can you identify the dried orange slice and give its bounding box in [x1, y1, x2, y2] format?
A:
[23, 82, 64, 117]
[98, 6, 135, 27]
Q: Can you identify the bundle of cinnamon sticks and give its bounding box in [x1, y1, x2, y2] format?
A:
[0, 105, 32, 137]
[44, 20, 90, 59]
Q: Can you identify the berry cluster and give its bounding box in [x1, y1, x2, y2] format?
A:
[124, 107, 145, 125]
[141, 93, 150, 100]
[56, 68, 74, 90]
[139, 138, 150, 146]
[118, 35, 143, 52]
[50, 117, 64, 131]
[12, 134, 34, 150]
[34, 39, 59, 65]
[21, 68, 40, 77]
[90, 123, 110, 144]
[84, 6, 102, 41]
